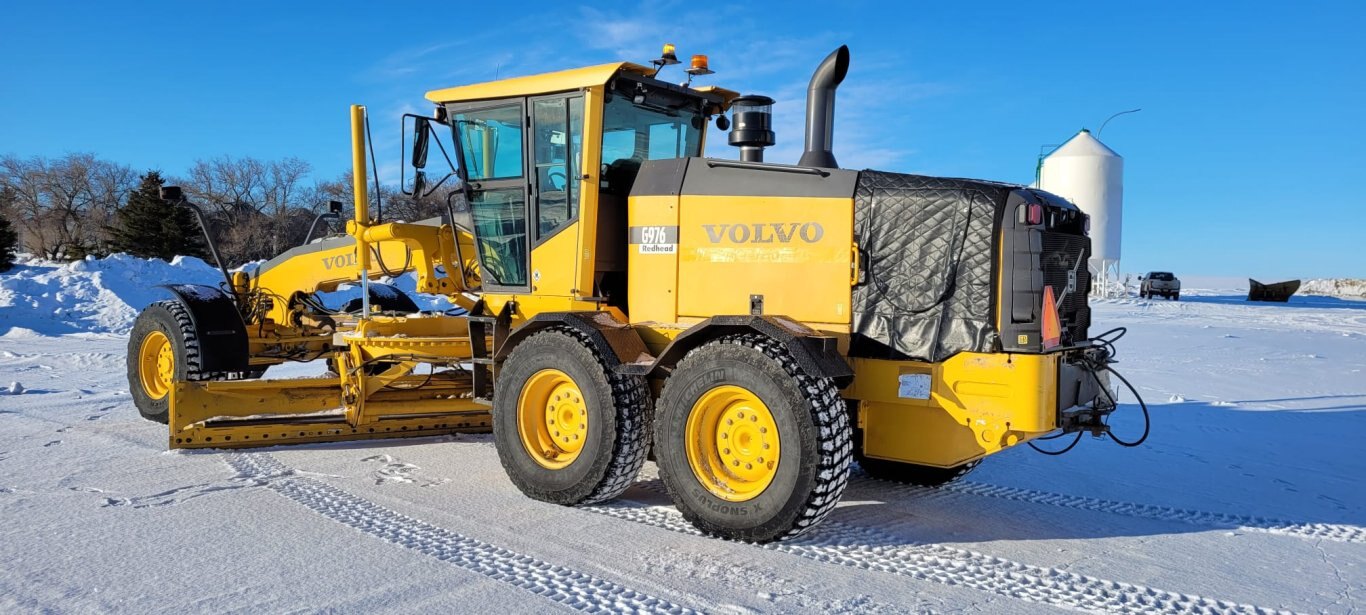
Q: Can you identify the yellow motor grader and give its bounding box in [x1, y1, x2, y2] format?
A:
[127, 45, 1128, 542]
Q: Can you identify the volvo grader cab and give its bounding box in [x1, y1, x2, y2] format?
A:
[127, 45, 1135, 542]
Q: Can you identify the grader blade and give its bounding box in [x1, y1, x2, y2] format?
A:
[169, 372, 491, 449]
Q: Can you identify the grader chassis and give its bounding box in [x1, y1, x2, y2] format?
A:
[128, 45, 1123, 541]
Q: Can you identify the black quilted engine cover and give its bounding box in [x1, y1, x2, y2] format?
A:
[850, 171, 1010, 362]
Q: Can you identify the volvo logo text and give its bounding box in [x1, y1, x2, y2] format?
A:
[702, 222, 824, 244]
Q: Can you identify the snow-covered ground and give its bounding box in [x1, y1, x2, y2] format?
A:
[1, 259, 1363, 613]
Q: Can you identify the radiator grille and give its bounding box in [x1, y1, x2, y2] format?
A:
[1041, 232, 1092, 344]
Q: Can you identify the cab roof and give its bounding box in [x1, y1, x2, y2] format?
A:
[425, 62, 655, 104]
[424, 62, 740, 106]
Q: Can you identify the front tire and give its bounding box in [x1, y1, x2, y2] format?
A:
[127, 300, 212, 424]
[493, 329, 649, 505]
[654, 334, 852, 542]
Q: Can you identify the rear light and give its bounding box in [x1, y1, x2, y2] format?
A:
[1041, 285, 1062, 349]
[1027, 203, 1043, 225]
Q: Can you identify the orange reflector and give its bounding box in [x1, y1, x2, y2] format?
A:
[1041, 285, 1062, 349]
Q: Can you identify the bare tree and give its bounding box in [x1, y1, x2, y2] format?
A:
[0, 153, 134, 259]
[177, 156, 316, 264]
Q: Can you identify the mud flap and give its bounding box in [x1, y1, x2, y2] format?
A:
[160, 284, 249, 373]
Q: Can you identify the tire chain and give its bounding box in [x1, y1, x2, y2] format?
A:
[669, 333, 853, 540]
[537, 327, 651, 505]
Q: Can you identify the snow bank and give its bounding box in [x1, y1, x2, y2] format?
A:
[0, 253, 451, 336]
[0, 254, 222, 335]
[1301, 278, 1366, 298]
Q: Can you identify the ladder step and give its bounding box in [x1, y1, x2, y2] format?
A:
[470, 358, 494, 365]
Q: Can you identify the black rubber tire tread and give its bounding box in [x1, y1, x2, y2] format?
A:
[654, 333, 852, 543]
[492, 328, 649, 506]
[126, 300, 213, 424]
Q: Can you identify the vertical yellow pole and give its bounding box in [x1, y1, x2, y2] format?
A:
[349, 105, 372, 316]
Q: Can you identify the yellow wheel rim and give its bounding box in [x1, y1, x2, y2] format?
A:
[138, 330, 174, 400]
[517, 369, 589, 470]
[685, 385, 780, 502]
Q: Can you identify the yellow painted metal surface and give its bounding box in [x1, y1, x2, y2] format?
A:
[627, 194, 681, 324]
[685, 385, 780, 502]
[843, 352, 1060, 467]
[426, 63, 653, 104]
[169, 373, 490, 449]
[531, 221, 582, 297]
[574, 86, 605, 299]
[676, 195, 853, 325]
[517, 369, 588, 469]
[138, 330, 172, 400]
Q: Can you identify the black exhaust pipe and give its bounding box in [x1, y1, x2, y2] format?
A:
[798, 45, 850, 168]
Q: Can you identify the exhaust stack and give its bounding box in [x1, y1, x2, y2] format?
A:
[798, 45, 850, 168]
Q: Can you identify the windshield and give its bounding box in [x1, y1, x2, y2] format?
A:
[601, 96, 702, 166]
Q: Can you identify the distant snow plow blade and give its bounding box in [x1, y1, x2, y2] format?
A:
[1248, 279, 1300, 302]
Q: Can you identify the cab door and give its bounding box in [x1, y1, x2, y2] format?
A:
[526, 94, 585, 296]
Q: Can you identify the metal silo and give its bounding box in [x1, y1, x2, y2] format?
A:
[1038, 129, 1124, 297]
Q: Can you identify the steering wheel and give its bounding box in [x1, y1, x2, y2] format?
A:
[547, 170, 567, 191]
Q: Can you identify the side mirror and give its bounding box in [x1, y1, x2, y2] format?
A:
[412, 117, 430, 170]
[329, 200, 344, 215]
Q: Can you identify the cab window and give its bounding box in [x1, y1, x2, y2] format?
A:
[532, 96, 584, 241]
[454, 104, 528, 288]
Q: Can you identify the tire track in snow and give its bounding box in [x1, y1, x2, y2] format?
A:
[586, 491, 1288, 615]
[847, 472, 1366, 545]
[225, 453, 697, 615]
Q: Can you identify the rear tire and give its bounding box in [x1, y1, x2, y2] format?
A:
[654, 334, 852, 542]
[127, 300, 213, 424]
[493, 329, 649, 505]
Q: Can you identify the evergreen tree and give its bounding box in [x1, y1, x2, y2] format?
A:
[0, 214, 17, 272]
[109, 171, 208, 261]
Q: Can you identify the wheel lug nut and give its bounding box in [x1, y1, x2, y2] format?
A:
[726, 419, 733, 425]
[732, 460, 740, 467]
[723, 448, 730, 455]
[745, 463, 752, 470]
[759, 427, 767, 434]
[750, 415, 757, 422]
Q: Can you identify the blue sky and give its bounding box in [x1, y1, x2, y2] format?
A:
[2, 1, 1362, 277]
